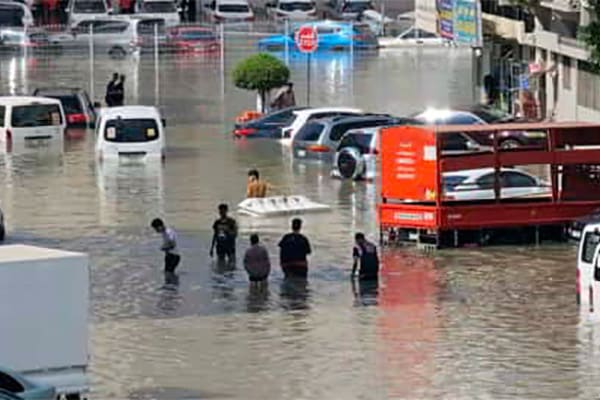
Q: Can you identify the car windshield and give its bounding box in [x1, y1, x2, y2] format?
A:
[142, 1, 177, 12]
[178, 29, 215, 40]
[338, 132, 373, 153]
[443, 175, 468, 192]
[29, 32, 48, 42]
[280, 1, 313, 11]
[73, 1, 106, 13]
[470, 106, 514, 123]
[55, 96, 83, 114]
[11, 104, 63, 127]
[342, 1, 370, 12]
[137, 20, 166, 34]
[105, 118, 159, 142]
[295, 122, 324, 142]
[218, 4, 249, 12]
[0, 8, 24, 27]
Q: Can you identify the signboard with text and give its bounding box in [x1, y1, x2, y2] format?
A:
[436, 0, 454, 40]
[453, 0, 482, 46]
[295, 25, 318, 53]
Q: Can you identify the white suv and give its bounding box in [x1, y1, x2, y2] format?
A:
[67, 0, 111, 28]
[280, 107, 362, 146]
[135, 0, 181, 26]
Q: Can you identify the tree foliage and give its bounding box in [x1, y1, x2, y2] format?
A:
[580, 0, 600, 72]
[233, 53, 290, 93]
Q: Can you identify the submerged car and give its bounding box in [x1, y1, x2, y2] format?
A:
[33, 87, 97, 127]
[379, 26, 446, 48]
[322, 0, 373, 20]
[233, 106, 307, 138]
[265, 0, 317, 20]
[0, 367, 55, 400]
[258, 21, 378, 52]
[166, 25, 220, 54]
[0, 28, 57, 54]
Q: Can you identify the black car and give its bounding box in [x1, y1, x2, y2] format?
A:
[233, 106, 308, 139]
[33, 87, 97, 127]
[568, 210, 600, 242]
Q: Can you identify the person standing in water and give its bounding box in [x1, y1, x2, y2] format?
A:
[151, 218, 181, 274]
[351, 232, 379, 281]
[210, 203, 238, 262]
[278, 218, 312, 279]
[243, 234, 271, 285]
[105, 73, 118, 107]
[246, 169, 270, 198]
[113, 74, 126, 106]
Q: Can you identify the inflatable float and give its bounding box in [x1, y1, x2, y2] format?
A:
[237, 195, 330, 217]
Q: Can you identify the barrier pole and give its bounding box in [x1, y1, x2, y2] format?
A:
[220, 23, 225, 99]
[306, 52, 311, 105]
[89, 24, 94, 102]
[154, 22, 160, 105]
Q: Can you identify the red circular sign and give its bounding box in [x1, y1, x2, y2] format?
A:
[295, 25, 318, 53]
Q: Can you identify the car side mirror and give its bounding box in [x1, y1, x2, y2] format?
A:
[161, 118, 167, 127]
[93, 101, 101, 109]
[107, 8, 113, 14]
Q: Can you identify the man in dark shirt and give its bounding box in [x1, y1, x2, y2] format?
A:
[278, 218, 311, 279]
[351, 232, 379, 281]
[210, 203, 238, 262]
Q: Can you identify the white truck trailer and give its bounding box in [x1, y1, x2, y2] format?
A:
[0, 245, 90, 400]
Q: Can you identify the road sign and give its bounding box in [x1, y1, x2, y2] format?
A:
[295, 25, 318, 53]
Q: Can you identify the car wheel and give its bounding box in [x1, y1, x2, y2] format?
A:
[109, 46, 127, 60]
[337, 147, 364, 180]
[499, 138, 521, 149]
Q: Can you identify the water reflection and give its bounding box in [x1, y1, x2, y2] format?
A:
[279, 277, 310, 311]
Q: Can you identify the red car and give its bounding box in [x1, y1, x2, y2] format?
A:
[167, 26, 220, 54]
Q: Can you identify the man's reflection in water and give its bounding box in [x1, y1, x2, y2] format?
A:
[279, 277, 310, 311]
[164, 271, 180, 287]
[246, 282, 270, 313]
[352, 278, 379, 307]
[211, 257, 237, 305]
[157, 272, 182, 315]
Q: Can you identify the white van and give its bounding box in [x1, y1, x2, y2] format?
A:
[67, 0, 111, 28]
[0, 96, 66, 146]
[95, 106, 166, 161]
[135, 0, 181, 26]
[578, 223, 600, 313]
[204, 0, 254, 23]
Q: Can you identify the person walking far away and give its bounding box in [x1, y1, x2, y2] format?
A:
[270, 82, 296, 111]
[246, 169, 270, 198]
[151, 218, 181, 274]
[278, 218, 311, 279]
[243, 234, 271, 285]
[351, 232, 379, 281]
[113, 74, 126, 107]
[210, 203, 238, 262]
[105, 73, 119, 107]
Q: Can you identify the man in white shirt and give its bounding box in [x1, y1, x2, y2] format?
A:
[151, 218, 180, 273]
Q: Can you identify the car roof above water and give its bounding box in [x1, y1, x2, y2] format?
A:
[99, 105, 161, 120]
[0, 96, 62, 106]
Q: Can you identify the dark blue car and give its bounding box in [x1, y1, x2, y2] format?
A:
[233, 106, 308, 139]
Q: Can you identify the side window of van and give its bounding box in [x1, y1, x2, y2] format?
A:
[582, 232, 600, 263]
[0, 106, 5, 127]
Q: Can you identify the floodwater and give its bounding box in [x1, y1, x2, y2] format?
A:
[0, 35, 594, 399]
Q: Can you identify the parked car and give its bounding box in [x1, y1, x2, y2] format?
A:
[166, 25, 219, 54]
[51, 17, 164, 58]
[443, 168, 550, 201]
[33, 87, 96, 127]
[233, 106, 307, 138]
[203, 0, 254, 23]
[258, 20, 378, 52]
[0, 367, 55, 400]
[67, 0, 111, 28]
[134, 0, 180, 26]
[280, 106, 363, 145]
[292, 114, 402, 161]
[412, 106, 546, 149]
[332, 121, 422, 180]
[568, 210, 600, 242]
[95, 105, 166, 161]
[0, 27, 58, 54]
[0, 96, 66, 145]
[322, 0, 373, 20]
[265, 0, 317, 21]
[379, 26, 446, 48]
[0, 1, 34, 27]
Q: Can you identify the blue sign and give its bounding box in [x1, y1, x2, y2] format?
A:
[437, 0, 454, 40]
[519, 75, 529, 90]
[452, 0, 481, 46]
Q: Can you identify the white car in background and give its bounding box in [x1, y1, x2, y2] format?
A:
[135, 0, 181, 26]
[0, 1, 34, 27]
[67, 0, 111, 28]
[379, 26, 446, 48]
[280, 107, 363, 146]
[203, 0, 254, 23]
[443, 168, 550, 201]
[265, 0, 317, 21]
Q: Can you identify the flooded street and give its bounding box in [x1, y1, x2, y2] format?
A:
[0, 39, 594, 399]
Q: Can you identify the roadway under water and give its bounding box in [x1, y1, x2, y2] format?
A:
[0, 40, 592, 399]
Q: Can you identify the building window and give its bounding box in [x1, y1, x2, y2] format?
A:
[563, 56, 572, 90]
[577, 61, 600, 111]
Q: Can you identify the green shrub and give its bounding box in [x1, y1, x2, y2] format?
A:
[233, 53, 290, 111]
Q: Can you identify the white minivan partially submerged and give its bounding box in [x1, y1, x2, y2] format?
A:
[95, 106, 166, 161]
[577, 223, 600, 315]
[0, 96, 66, 145]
